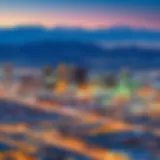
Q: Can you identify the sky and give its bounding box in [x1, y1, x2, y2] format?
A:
[0, 0, 160, 30]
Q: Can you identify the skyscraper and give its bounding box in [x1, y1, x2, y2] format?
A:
[3, 64, 13, 86]
[42, 65, 56, 90]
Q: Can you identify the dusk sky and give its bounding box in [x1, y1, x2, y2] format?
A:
[0, 0, 160, 29]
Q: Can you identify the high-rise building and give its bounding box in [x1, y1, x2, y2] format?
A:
[57, 64, 67, 81]
[3, 63, 13, 85]
[75, 67, 88, 85]
[67, 65, 76, 84]
[42, 65, 57, 90]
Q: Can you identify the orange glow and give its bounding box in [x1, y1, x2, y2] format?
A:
[1, 10, 160, 29]
[55, 80, 68, 94]
[136, 88, 153, 97]
[0, 11, 110, 28]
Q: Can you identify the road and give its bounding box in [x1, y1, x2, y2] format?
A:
[0, 84, 159, 135]
[0, 124, 130, 160]
[0, 83, 159, 160]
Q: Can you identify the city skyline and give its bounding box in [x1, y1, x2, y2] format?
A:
[0, 0, 160, 30]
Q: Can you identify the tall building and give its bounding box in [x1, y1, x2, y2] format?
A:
[111, 68, 134, 105]
[3, 64, 13, 85]
[42, 65, 57, 90]
[57, 64, 67, 81]
[67, 65, 76, 84]
[75, 67, 88, 86]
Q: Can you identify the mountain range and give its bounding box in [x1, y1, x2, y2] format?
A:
[0, 26, 160, 45]
[0, 41, 159, 69]
[0, 26, 159, 69]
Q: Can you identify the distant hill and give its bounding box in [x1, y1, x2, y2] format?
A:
[0, 26, 160, 45]
[0, 41, 159, 69]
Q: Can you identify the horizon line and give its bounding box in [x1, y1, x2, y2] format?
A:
[0, 24, 160, 31]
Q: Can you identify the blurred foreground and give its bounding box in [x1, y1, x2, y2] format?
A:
[0, 64, 160, 160]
